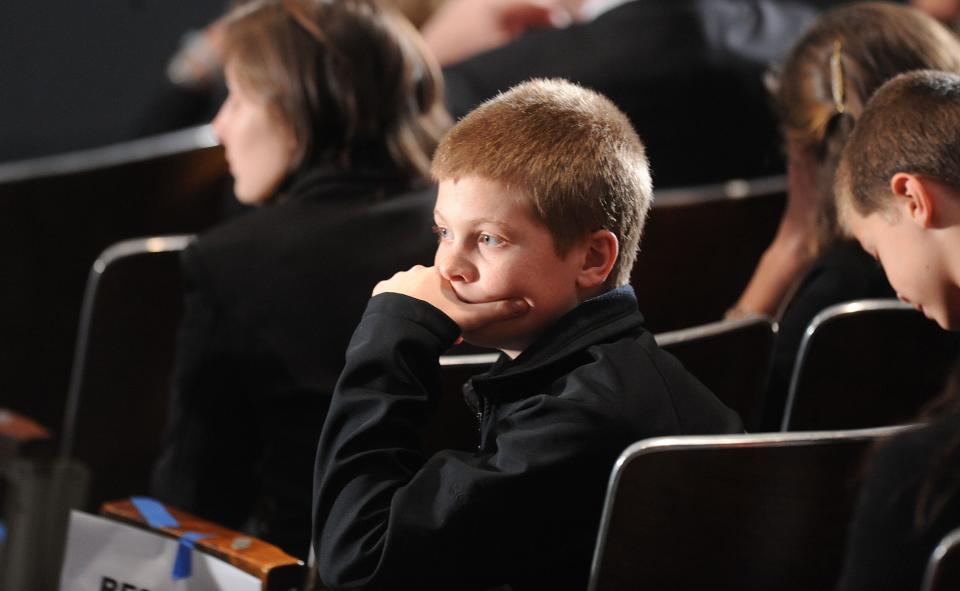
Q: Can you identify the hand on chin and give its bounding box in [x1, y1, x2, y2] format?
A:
[374, 266, 529, 332]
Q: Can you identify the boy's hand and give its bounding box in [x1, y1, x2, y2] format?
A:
[373, 265, 529, 332]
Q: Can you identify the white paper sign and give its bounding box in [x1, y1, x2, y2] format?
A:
[59, 511, 261, 591]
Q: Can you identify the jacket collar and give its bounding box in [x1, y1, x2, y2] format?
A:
[474, 285, 644, 392]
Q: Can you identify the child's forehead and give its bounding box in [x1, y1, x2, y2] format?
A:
[435, 175, 537, 219]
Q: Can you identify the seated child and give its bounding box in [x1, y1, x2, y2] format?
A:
[836, 70, 960, 332]
[834, 69, 960, 590]
[312, 78, 743, 591]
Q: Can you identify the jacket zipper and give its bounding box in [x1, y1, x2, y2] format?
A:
[475, 398, 485, 451]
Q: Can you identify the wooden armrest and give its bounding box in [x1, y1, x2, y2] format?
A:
[101, 499, 306, 590]
[0, 408, 53, 458]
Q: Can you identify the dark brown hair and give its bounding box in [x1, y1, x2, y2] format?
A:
[772, 2, 960, 250]
[836, 69, 960, 221]
[221, 0, 450, 179]
[431, 79, 652, 288]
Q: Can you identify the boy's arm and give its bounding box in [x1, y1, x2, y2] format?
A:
[312, 281, 605, 590]
[311, 291, 515, 589]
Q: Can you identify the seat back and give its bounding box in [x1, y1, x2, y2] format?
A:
[783, 300, 960, 431]
[97, 499, 306, 590]
[589, 426, 913, 591]
[656, 315, 776, 430]
[61, 235, 191, 510]
[923, 527, 960, 591]
[0, 127, 228, 434]
[0, 410, 54, 590]
[633, 176, 786, 333]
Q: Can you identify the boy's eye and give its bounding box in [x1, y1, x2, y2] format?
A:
[479, 233, 503, 246]
[432, 225, 450, 242]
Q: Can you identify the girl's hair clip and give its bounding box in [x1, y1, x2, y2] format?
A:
[830, 39, 846, 114]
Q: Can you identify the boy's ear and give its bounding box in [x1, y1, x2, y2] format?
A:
[890, 172, 936, 228]
[576, 230, 618, 289]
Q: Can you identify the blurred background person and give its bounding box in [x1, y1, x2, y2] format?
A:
[722, 2, 960, 427]
[150, 0, 450, 558]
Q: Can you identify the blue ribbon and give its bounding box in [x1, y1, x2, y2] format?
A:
[172, 531, 210, 580]
[130, 496, 209, 581]
[131, 497, 178, 528]
[0, 520, 7, 542]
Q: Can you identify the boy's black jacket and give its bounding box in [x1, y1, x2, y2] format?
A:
[313, 286, 743, 590]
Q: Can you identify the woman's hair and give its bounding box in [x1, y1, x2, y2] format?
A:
[219, 0, 450, 180]
[771, 2, 960, 251]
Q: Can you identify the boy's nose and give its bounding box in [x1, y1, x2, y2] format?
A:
[436, 247, 478, 283]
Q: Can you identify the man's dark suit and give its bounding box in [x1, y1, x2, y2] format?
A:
[444, 0, 832, 187]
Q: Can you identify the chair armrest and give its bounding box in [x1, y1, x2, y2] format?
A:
[0, 409, 52, 459]
[100, 498, 306, 590]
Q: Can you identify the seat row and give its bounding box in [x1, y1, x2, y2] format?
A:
[7, 419, 960, 590]
[0, 234, 944, 589]
[0, 128, 784, 441]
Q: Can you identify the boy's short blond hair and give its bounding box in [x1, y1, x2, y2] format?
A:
[836, 70, 960, 223]
[431, 78, 652, 287]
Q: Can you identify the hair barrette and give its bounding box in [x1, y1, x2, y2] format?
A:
[830, 40, 846, 114]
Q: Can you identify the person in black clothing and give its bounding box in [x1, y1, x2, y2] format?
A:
[312, 79, 743, 590]
[150, 0, 451, 559]
[839, 390, 960, 591]
[835, 70, 960, 590]
[436, 0, 831, 187]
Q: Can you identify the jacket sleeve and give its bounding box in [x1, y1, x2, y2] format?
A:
[312, 294, 621, 590]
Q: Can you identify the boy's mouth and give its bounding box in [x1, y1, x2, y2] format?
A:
[452, 292, 484, 305]
[449, 288, 510, 307]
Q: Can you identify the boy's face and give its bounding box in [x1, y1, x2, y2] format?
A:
[847, 205, 960, 330]
[434, 176, 588, 356]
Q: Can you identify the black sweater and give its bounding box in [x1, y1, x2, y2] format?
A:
[151, 168, 437, 558]
[313, 286, 743, 590]
[838, 415, 960, 591]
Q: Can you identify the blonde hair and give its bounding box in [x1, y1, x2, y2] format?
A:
[431, 79, 652, 288]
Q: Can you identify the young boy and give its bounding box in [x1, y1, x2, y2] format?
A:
[312, 79, 743, 590]
[832, 70, 960, 591]
[835, 69, 960, 332]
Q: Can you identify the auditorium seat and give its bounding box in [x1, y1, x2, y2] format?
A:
[0, 127, 229, 436]
[33, 235, 192, 590]
[782, 299, 960, 431]
[923, 527, 960, 591]
[656, 315, 776, 431]
[96, 498, 306, 590]
[588, 425, 914, 591]
[632, 176, 786, 333]
[59, 235, 192, 511]
[0, 410, 53, 590]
